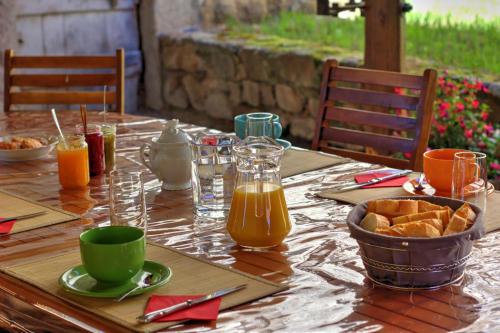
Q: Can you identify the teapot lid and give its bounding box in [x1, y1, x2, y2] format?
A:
[157, 119, 189, 144]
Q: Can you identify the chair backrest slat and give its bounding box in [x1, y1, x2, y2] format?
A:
[320, 146, 410, 170]
[324, 106, 417, 131]
[4, 49, 125, 114]
[11, 56, 116, 69]
[320, 127, 415, 153]
[11, 74, 116, 87]
[327, 86, 420, 110]
[312, 59, 437, 171]
[10, 91, 116, 105]
[330, 66, 424, 89]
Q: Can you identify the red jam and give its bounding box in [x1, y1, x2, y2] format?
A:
[77, 124, 105, 176]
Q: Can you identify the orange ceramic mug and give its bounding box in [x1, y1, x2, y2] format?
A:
[423, 149, 466, 193]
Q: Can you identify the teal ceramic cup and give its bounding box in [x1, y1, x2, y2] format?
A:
[234, 113, 282, 139]
[79, 226, 145, 284]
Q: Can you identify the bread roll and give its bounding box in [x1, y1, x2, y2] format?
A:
[443, 214, 468, 235]
[418, 200, 445, 213]
[375, 226, 404, 236]
[20, 137, 43, 149]
[454, 203, 476, 225]
[391, 221, 441, 238]
[392, 211, 445, 234]
[392, 211, 440, 225]
[360, 213, 391, 232]
[375, 200, 400, 216]
[367, 201, 377, 213]
[399, 200, 419, 215]
[368, 199, 418, 217]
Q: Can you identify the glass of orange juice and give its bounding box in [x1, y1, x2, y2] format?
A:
[56, 135, 90, 189]
[227, 136, 291, 249]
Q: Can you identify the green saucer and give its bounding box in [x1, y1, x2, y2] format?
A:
[59, 260, 172, 298]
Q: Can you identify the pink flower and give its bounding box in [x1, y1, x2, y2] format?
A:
[472, 100, 480, 109]
[436, 124, 447, 134]
[481, 112, 489, 121]
[404, 152, 412, 159]
[464, 129, 473, 138]
[484, 124, 494, 134]
[475, 82, 483, 90]
[490, 162, 500, 171]
[478, 142, 486, 149]
[455, 102, 464, 112]
[483, 86, 489, 93]
[439, 102, 450, 112]
[439, 110, 448, 118]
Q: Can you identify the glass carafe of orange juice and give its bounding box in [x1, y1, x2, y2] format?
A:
[227, 136, 291, 249]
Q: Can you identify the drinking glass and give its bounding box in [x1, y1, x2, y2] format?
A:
[451, 152, 487, 211]
[245, 113, 275, 138]
[191, 133, 239, 220]
[109, 170, 147, 233]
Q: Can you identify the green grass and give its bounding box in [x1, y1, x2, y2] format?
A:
[224, 12, 500, 79]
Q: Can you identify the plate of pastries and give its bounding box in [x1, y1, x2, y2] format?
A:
[0, 135, 58, 161]
[360, 199, 476, 238]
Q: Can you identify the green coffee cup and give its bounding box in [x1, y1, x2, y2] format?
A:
[79, 226, 145, 284]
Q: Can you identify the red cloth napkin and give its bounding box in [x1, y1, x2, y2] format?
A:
[0, 217, 15, 234]
[144, 294, 222, 322]
[355, 172, 408, 189]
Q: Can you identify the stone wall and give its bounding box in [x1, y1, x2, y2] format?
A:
[160, 32, 329, 141]
[201, 0, 315, 26]
[139, 0, 316, 111]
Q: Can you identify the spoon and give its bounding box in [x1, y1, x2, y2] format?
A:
[413, 173, 426, 192]
[115, 272, 154, 302]
[51, 108, 67, 149]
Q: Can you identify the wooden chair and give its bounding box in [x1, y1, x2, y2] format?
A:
[311, 60, 437, 171]
[4, 49, 125, 114]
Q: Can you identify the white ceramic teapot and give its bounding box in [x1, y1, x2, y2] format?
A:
[140, 119, 191, 190]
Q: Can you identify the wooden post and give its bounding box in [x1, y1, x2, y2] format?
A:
[364, 0, 404, 72]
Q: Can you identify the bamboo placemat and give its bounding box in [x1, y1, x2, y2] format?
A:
[0, 189, 80, 234]
[317, 181, 500, 233]
[281, 148, 349, 178]
[0, 242, 287, 332]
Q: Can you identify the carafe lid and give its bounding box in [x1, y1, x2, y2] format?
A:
[233, 136, 284, 159]
[157, 119, 189, 144]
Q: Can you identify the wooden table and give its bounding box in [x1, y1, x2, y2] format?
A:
[1, 111, 499, 333]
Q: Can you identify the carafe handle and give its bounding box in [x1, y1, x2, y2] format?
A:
[140, 143, 153, 172]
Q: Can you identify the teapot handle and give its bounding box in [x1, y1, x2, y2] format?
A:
[140, 143, 153, 172]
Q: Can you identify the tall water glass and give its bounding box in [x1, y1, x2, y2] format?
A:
[245, 113, 275, 137]
[109, 170, 147, 233]
[451, 152, 487, 212]
[191, 133, 239, 220]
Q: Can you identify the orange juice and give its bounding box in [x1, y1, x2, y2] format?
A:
[227, 182, 291, 248]
[57, 136, 90, 189]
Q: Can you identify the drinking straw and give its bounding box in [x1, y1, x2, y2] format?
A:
[51, 108, 67, 149]
[80, 104, 88, 135]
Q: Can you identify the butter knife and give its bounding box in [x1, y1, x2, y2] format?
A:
[0, 211, 47, 224]
[332, 169, 412, 193]
[137, 284, 247, 323]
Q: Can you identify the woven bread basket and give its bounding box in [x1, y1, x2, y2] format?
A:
[347, 196, 484, 290]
